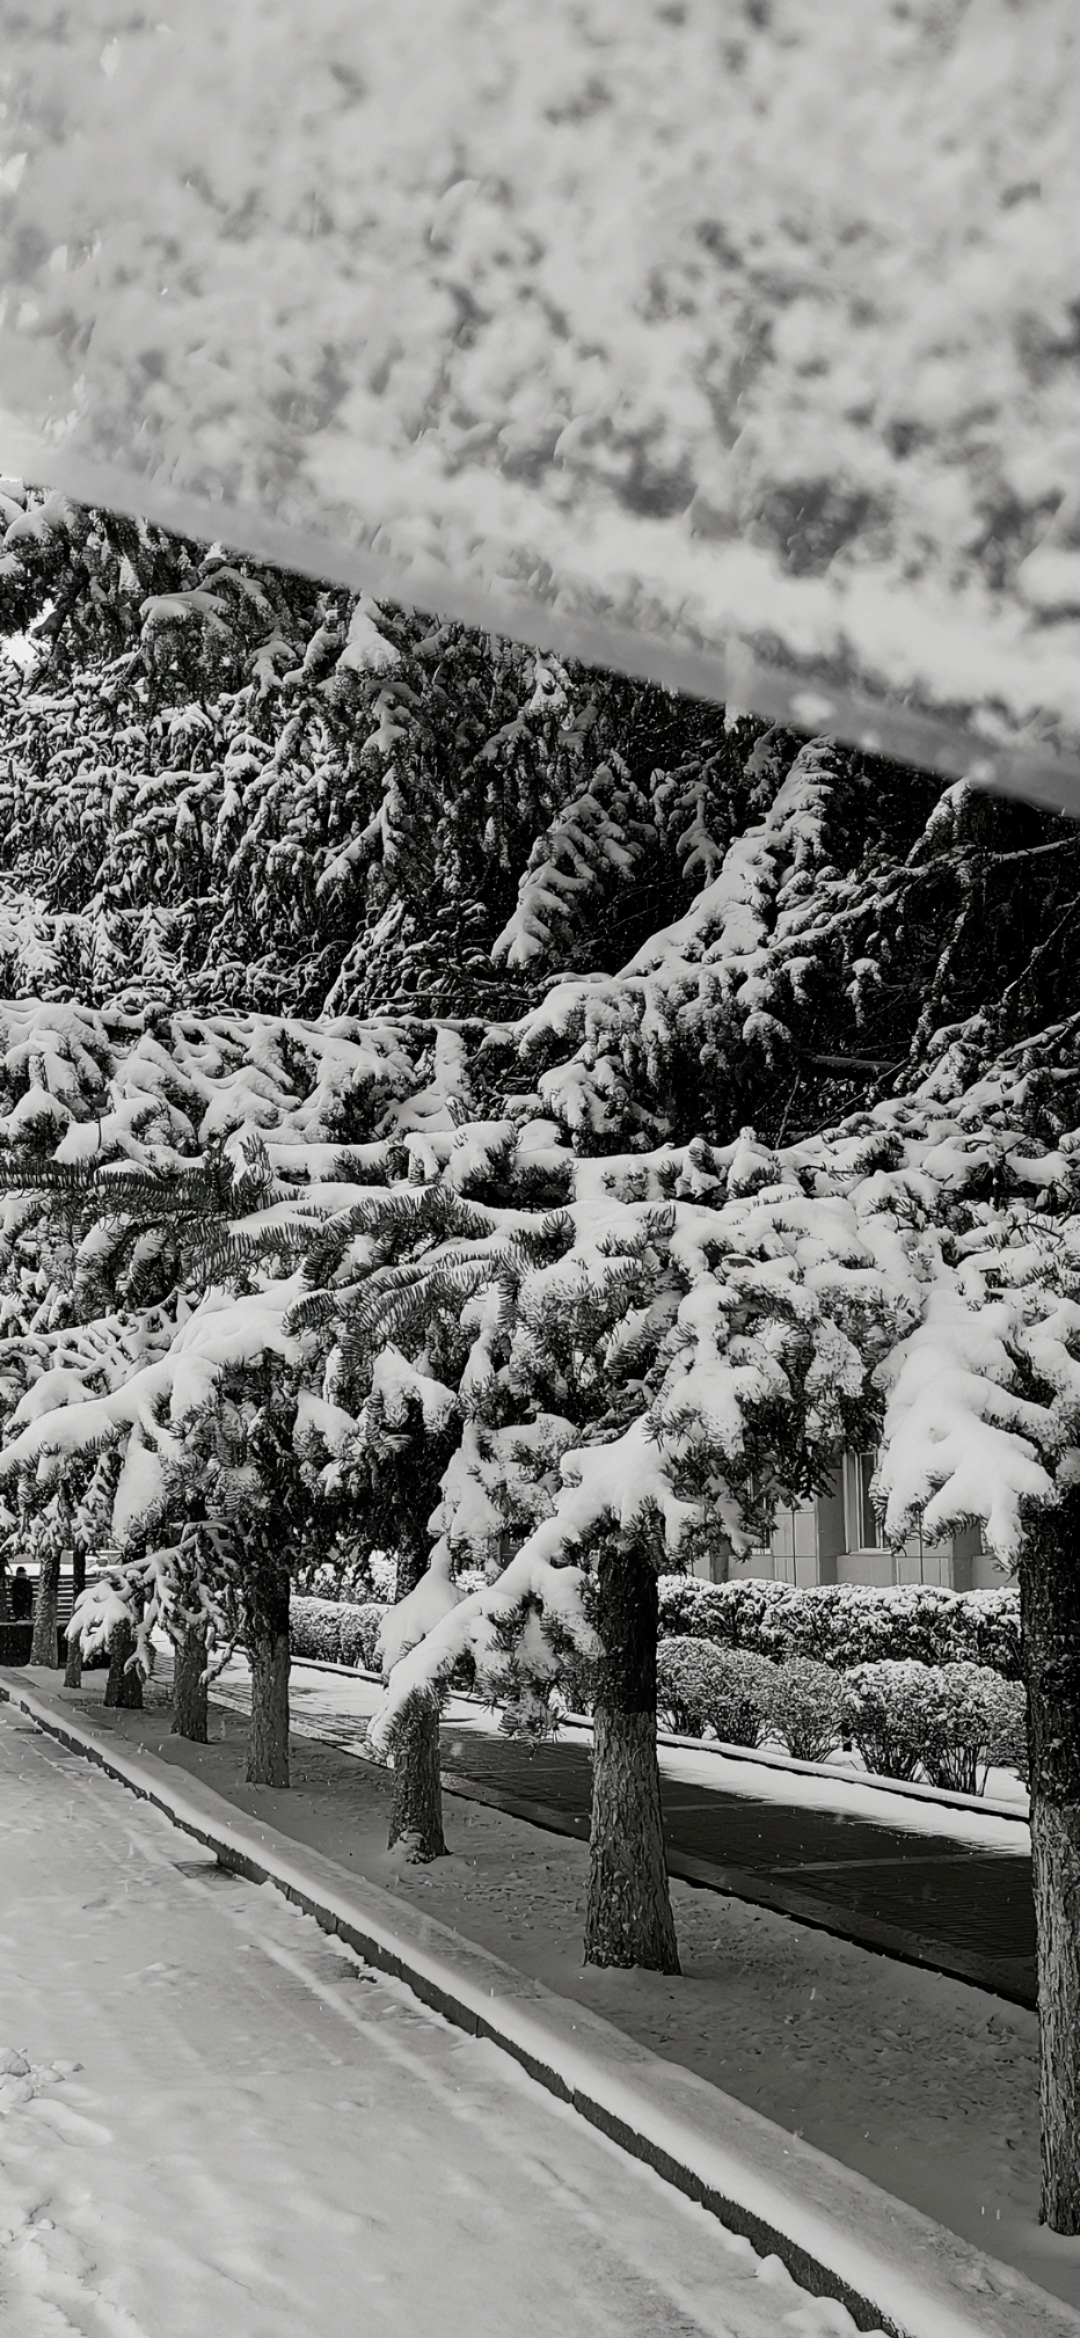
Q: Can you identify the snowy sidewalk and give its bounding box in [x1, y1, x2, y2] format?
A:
[214, 1657, 1037, 2005]
[4, 1668, 1080, 2337]
[0, 1702, 885, 2338]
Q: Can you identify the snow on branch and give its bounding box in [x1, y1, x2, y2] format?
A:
[367, 1546, 599, 1758]
[875, 1256, 1074, 1560]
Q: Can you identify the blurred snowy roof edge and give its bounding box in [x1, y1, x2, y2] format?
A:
[1, 0, 1077, 811]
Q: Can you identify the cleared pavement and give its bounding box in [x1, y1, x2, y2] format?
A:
[435, 1728, 1036, 2008]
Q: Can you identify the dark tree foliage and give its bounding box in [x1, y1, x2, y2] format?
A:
[5, 483, 1078, 1154]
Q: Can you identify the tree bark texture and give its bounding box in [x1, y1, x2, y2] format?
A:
[245, 1560, 291, 1786]
[584, 1541, 680, 1974]
[1020, 1488, 1080, 2234]
[104, 1617, 144, 1709]
[62, 1547, 87, 1684]
[172, 1620, 209, 1743]
[63, 1547, 88, 1684]
[0, 1565, 8, 1623]
[29, 1547, 62, 1667]
[388, 1690, 448, 1860]
[386, 1522, 446, 1860]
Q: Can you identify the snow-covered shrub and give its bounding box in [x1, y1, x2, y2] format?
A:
[657, 1575, 795, 1654]
[915, 1663, 1021, 1796]
[368, 1551, 396, 1603]
[656, 1575, 1022, 1680]
[780, 1584, 959, 1671]
[336, 1602, 388, 1670]
[837, 1661, 928, 1782]
[952, 1589, 1024, 1683]
[656, 1637, 777, 1746]
[288, 1594, 346, 1662]
[987, 1679, 1029, 1784]
[838, 1658, 1027, 1792]
[294, 1550, 385, 1604]
[288, 1593, 389, 1668]
[769, 1657, 844, 1764]
[557, 1650, 600, 1717]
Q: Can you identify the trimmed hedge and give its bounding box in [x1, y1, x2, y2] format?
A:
[658, 1643, 845, 1766]
[0, 1621, 69, 1667]
[657, 1575, 1022, 1681]
[289, 1595, 388, 1669]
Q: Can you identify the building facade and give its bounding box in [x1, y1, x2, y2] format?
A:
[696, 1452, 1001, 1592]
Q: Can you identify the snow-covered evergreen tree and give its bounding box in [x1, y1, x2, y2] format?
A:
[7, 494, 1080, 2220]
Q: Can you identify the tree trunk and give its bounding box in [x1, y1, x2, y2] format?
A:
[1020, 1488, 1080, 2234]
[386, 1525, 446, 1861]
[104, 1617, 144, 1709]
[245, 1562, 291, 1786]
[30, 1547, 62, 1667]
[63, 1548, 87, 1684]
[0, 1564, 9, 1623]
[171, 1619, 209, 1743]
[584, 1540, 680, 1974]
[388, 1691, 447, 1860]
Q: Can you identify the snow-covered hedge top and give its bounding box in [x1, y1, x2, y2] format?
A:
[657, 1576, 1023, 1682]
[1, 0, 1077, 801]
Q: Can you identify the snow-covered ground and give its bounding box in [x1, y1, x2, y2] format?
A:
[29, 1657, 1080, 2317]
[0, 1704, 890, 2338]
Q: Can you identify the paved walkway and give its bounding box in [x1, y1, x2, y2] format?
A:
[216, 1660, 1037, 2008]
[434, 1729, 1036, 2007]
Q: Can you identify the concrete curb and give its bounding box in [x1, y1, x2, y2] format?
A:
[290, 1653, 1031, 1825]
[1, 1669, 1072, 2338]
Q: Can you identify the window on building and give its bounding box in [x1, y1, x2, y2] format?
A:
[847, 1452, 884, 1550]
[843, 1448, 983, 1577]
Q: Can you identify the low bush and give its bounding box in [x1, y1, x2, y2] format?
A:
[987, 1681, 1029, 1785]
[915, 1663, 1022, 1795]
[959, 1591, 1024, 1684]
[658, 1575, 792, 1656]
[337, 1603, 389, 1670]
[289, 1595, 346, 1662]
[837, 1661, 927, 1781]
[294, 1549, 397, 1604]
[769, 1657, 844, 1764]
[839, 1658, 1025, 1793]
[657, 1638, 777, 1747]
[557, 1652, 599, 1717]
